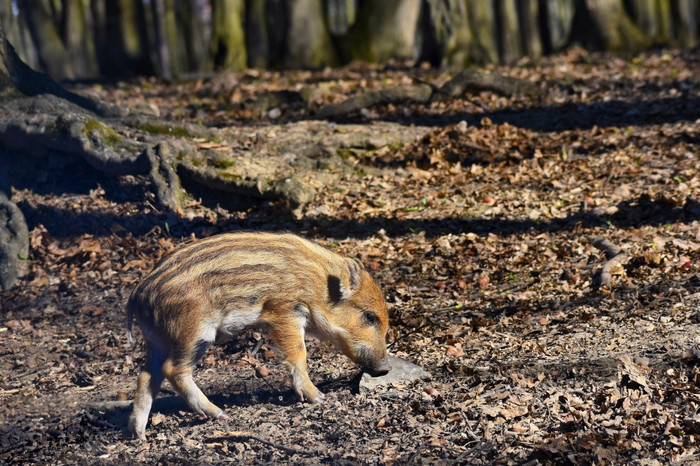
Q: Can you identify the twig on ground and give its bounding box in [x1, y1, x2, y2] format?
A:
[406, 442, 428, 466]
[86, 400, 134, 410]
[589, 236, 628, 291]
[249, 338, 265, 357]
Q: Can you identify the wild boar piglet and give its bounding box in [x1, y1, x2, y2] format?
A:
[126, 232, 390, 439]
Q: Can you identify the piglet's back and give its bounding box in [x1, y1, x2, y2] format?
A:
[128, 233, 348, 333]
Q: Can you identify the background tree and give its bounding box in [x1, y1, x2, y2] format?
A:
[210, 0, 246, 71]
[0, 0, 698, 79]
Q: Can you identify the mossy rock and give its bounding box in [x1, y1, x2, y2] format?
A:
[83, 119, 122, 147]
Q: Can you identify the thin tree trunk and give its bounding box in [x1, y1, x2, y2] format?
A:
[465, 0, 498, 63]
[585, 0, 650, 51]
[181, 0, 206, 71]
[673, 0, 698, 47]
[151, 0, 172, 79]
[18, 0, 72, 79]
[496, 0, 522, 61]
[245, 0, 269, 68]
[517, 0, 542, 58]
[210, 0, 246, 71]
[62, 0, 98, 77]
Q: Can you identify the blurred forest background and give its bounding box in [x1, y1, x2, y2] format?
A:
[1, 0, 699, 81]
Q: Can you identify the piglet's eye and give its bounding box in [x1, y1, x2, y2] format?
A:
[362, 310, 380, 326]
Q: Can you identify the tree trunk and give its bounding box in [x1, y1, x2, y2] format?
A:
[62, 0, 98, 77]
[496, 0, 522, 62]
[0, 13, 15, 95]
[628, 0, 672, 44]
[340, 0, 421, 63]
[4, 0, 700, 79]
[17, 0, 73, 79]
[584, 0, 650, 51]
[210, 0, 246, 71]
[244, 0, 269, 68]
[673, 0, 698, 47]
[119, 0, 154, 76]
[0, 19, 30, 290]
[181, 0, 207, 72]
[90, 0, 153, 77]
[465, 0, 498, 64]
[284, 0, 337, 68]
[543, 0, 575, 52]
[517, 0, 542, 58]
[151, 0, 172, 78]
[162, 0, 186, 77]
[326, 0, 357, 35]
[420, 0, 474, 67]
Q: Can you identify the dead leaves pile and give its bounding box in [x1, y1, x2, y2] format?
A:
[1, 48, 699, 464]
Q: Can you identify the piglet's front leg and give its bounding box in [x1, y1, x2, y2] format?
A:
[261, 302, 324, 404]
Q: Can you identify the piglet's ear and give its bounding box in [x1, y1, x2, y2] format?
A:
[328, 259, 364, 302]
[345, 258, 363, 298]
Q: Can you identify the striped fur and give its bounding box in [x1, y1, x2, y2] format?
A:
[126, 232, 390, 439]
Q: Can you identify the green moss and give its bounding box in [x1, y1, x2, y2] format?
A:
[218, 172, 242, 181]
[83, 119, 122, 147]
[213, 158, 236, 169]
[136, 123, 192, 139]
[337, 148, 356, 160]
[388, 141, 404, 151]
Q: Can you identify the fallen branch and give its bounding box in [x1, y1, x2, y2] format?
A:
[86, 400, 133, 410]
[316, 84, 433, 119]
[315, 69, 537, 119]
[205, 431, 322, 456]
[589, 236, 628, 291]
[434, 69, 537, 100]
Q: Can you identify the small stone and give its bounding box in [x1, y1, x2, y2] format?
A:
[268, 108, 281, 119]
[359, 356, 430, 392]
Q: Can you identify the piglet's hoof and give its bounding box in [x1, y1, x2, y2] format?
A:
[300, 391, 325, 404]
[217, 412, 229, 420]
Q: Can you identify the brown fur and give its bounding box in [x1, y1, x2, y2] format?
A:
[126, 232, 390, 439]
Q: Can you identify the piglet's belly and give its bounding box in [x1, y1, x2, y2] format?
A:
[206, 309, 263, 344]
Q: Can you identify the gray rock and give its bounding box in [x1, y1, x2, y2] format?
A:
[359, 356, 430, 392]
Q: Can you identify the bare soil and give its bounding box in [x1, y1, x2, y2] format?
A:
[1, 48, 699, 464]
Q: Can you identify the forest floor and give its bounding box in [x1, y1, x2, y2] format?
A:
[1, 48, 699, 465]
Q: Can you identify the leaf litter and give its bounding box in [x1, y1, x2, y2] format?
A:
[1, 48, 699, 464]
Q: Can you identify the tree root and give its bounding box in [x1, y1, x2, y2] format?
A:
[433, 69, 537, 100]
[143, 143, 184, 212]
[316, 84, 433, 119]
[315, 69, 537, 119]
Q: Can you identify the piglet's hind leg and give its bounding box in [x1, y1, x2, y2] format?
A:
[161, 353, 227, 420]
[129, 345, 167, 439]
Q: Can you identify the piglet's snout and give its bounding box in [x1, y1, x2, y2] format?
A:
[365, 356, 391, 376]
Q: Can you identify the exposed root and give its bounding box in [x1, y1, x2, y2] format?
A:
[315, 69, 536, 119]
